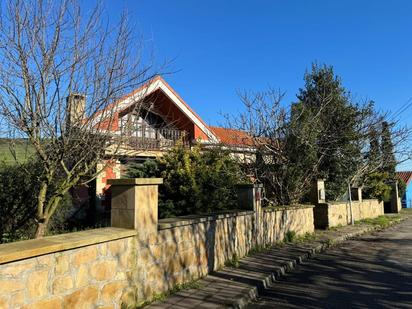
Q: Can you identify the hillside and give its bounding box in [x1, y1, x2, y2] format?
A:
[0, 139, 35, 164]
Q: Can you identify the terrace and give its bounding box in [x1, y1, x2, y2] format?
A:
[121, 127, 189, 151]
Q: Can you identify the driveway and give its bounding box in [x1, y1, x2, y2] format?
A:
[247, 220, 412, 309]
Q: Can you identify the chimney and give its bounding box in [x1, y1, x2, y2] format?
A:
[66, 93, 86, 129]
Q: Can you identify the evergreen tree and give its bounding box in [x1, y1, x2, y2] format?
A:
[380, 121, 396, 178]
[285, 102, 320, 203]
[368, 126, 381, 167]
[363, 123, 398, 202]
[126, 143, 245, 218]
[292, 64, 364, 200]
[363, 172, 392, 202]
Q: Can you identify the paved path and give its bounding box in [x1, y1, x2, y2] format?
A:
[247, 220, 412, 309]
[148, 216, 411, 309]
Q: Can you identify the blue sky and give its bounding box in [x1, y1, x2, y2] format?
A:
[101, 0, 412, 168]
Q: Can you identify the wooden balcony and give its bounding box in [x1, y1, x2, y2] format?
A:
[121, 128, 189, 151]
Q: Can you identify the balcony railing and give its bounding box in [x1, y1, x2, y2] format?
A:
[122, 127, 188, 151]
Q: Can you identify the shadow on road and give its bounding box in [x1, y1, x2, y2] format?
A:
[248, 224, 412, 309]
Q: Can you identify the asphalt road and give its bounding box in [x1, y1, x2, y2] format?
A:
[247, 220, 412, 309]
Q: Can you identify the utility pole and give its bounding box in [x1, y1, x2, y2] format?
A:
[348, 182, 354, 225]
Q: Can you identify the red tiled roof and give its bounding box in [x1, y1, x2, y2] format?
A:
[396, 171, 412, 185]
[209, 126, 255, 147]
[93, 114, 119, 131]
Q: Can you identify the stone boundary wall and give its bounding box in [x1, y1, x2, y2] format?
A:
[262, 206, 315, 244]
[140, 205, 314, 299]
[139, 211, 255, 299]
[0, 228, 136, 309]
[314, 199, 384, 229]
[352, 199, 384, 221]
[0, 181, 315, 308]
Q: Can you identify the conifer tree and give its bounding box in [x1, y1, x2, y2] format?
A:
[368, 126, 381, 167]
[293, 64, 365, 200]
[381, 121, 397, 178]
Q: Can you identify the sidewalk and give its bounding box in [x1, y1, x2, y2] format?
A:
[147, 213, 408, 309]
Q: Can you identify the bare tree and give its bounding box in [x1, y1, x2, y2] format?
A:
[225, 88, 325, 205]
[0, 0, 157, 237]
[226, 89, 412, 207]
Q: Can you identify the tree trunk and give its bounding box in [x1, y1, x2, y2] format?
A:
[34, 221, 48, 238]
[86, 179, 97, 226]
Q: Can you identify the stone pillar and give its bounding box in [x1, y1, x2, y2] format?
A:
[236, 184, 263, 244]
[108, 178, 163, 233]
[390, 181, 401, 213]
[108, 178, 163, 301]
[236, 183, 263, 211]
[310, 179, 326, 205]
[351, 186, 362, 202]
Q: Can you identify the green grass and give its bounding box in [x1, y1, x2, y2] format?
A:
[284, 230, 297, 243]
[292, 232, 318, 243]
[327, 224, 343, 231]
[225, 253, 240, 268]
[355, 215, 401, 228]
[247, 243, 272, 256]
[323, 238, 336, 247]
[0, 138, 34, 164]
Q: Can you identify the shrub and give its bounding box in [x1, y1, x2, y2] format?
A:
[398, 179, 406, 199]
[0, 161, 39, 242]
[284, 230, 297, 242]
[126, 144, 246, 218]
[46, 193, 75, 235]
[0, 160, 74, 242]
[363, 172, 392, 202]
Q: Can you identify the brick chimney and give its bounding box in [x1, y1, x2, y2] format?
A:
[66, 93, 86, 129]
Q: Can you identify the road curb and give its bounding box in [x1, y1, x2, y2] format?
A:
[230, 220, 403, 309]
[147, 216, 408, 309]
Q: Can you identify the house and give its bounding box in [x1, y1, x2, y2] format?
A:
[396, 171, 412, 208]
[74, 76, 255, 209]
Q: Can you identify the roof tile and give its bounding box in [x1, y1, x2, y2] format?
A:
[209, 126, 254, 147]
[396, 171, 412, 185]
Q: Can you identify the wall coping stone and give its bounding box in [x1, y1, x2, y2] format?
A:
[108, 178, 163, 185]
[325, 199, 379, 206]
[158, 210, 255, 230]
[316, 203, 331, 208]
[235, 183, 263, 188]
[263, 204, 315, 212]
[327, 201, 354, 205]
[0, 227, 136, 265]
